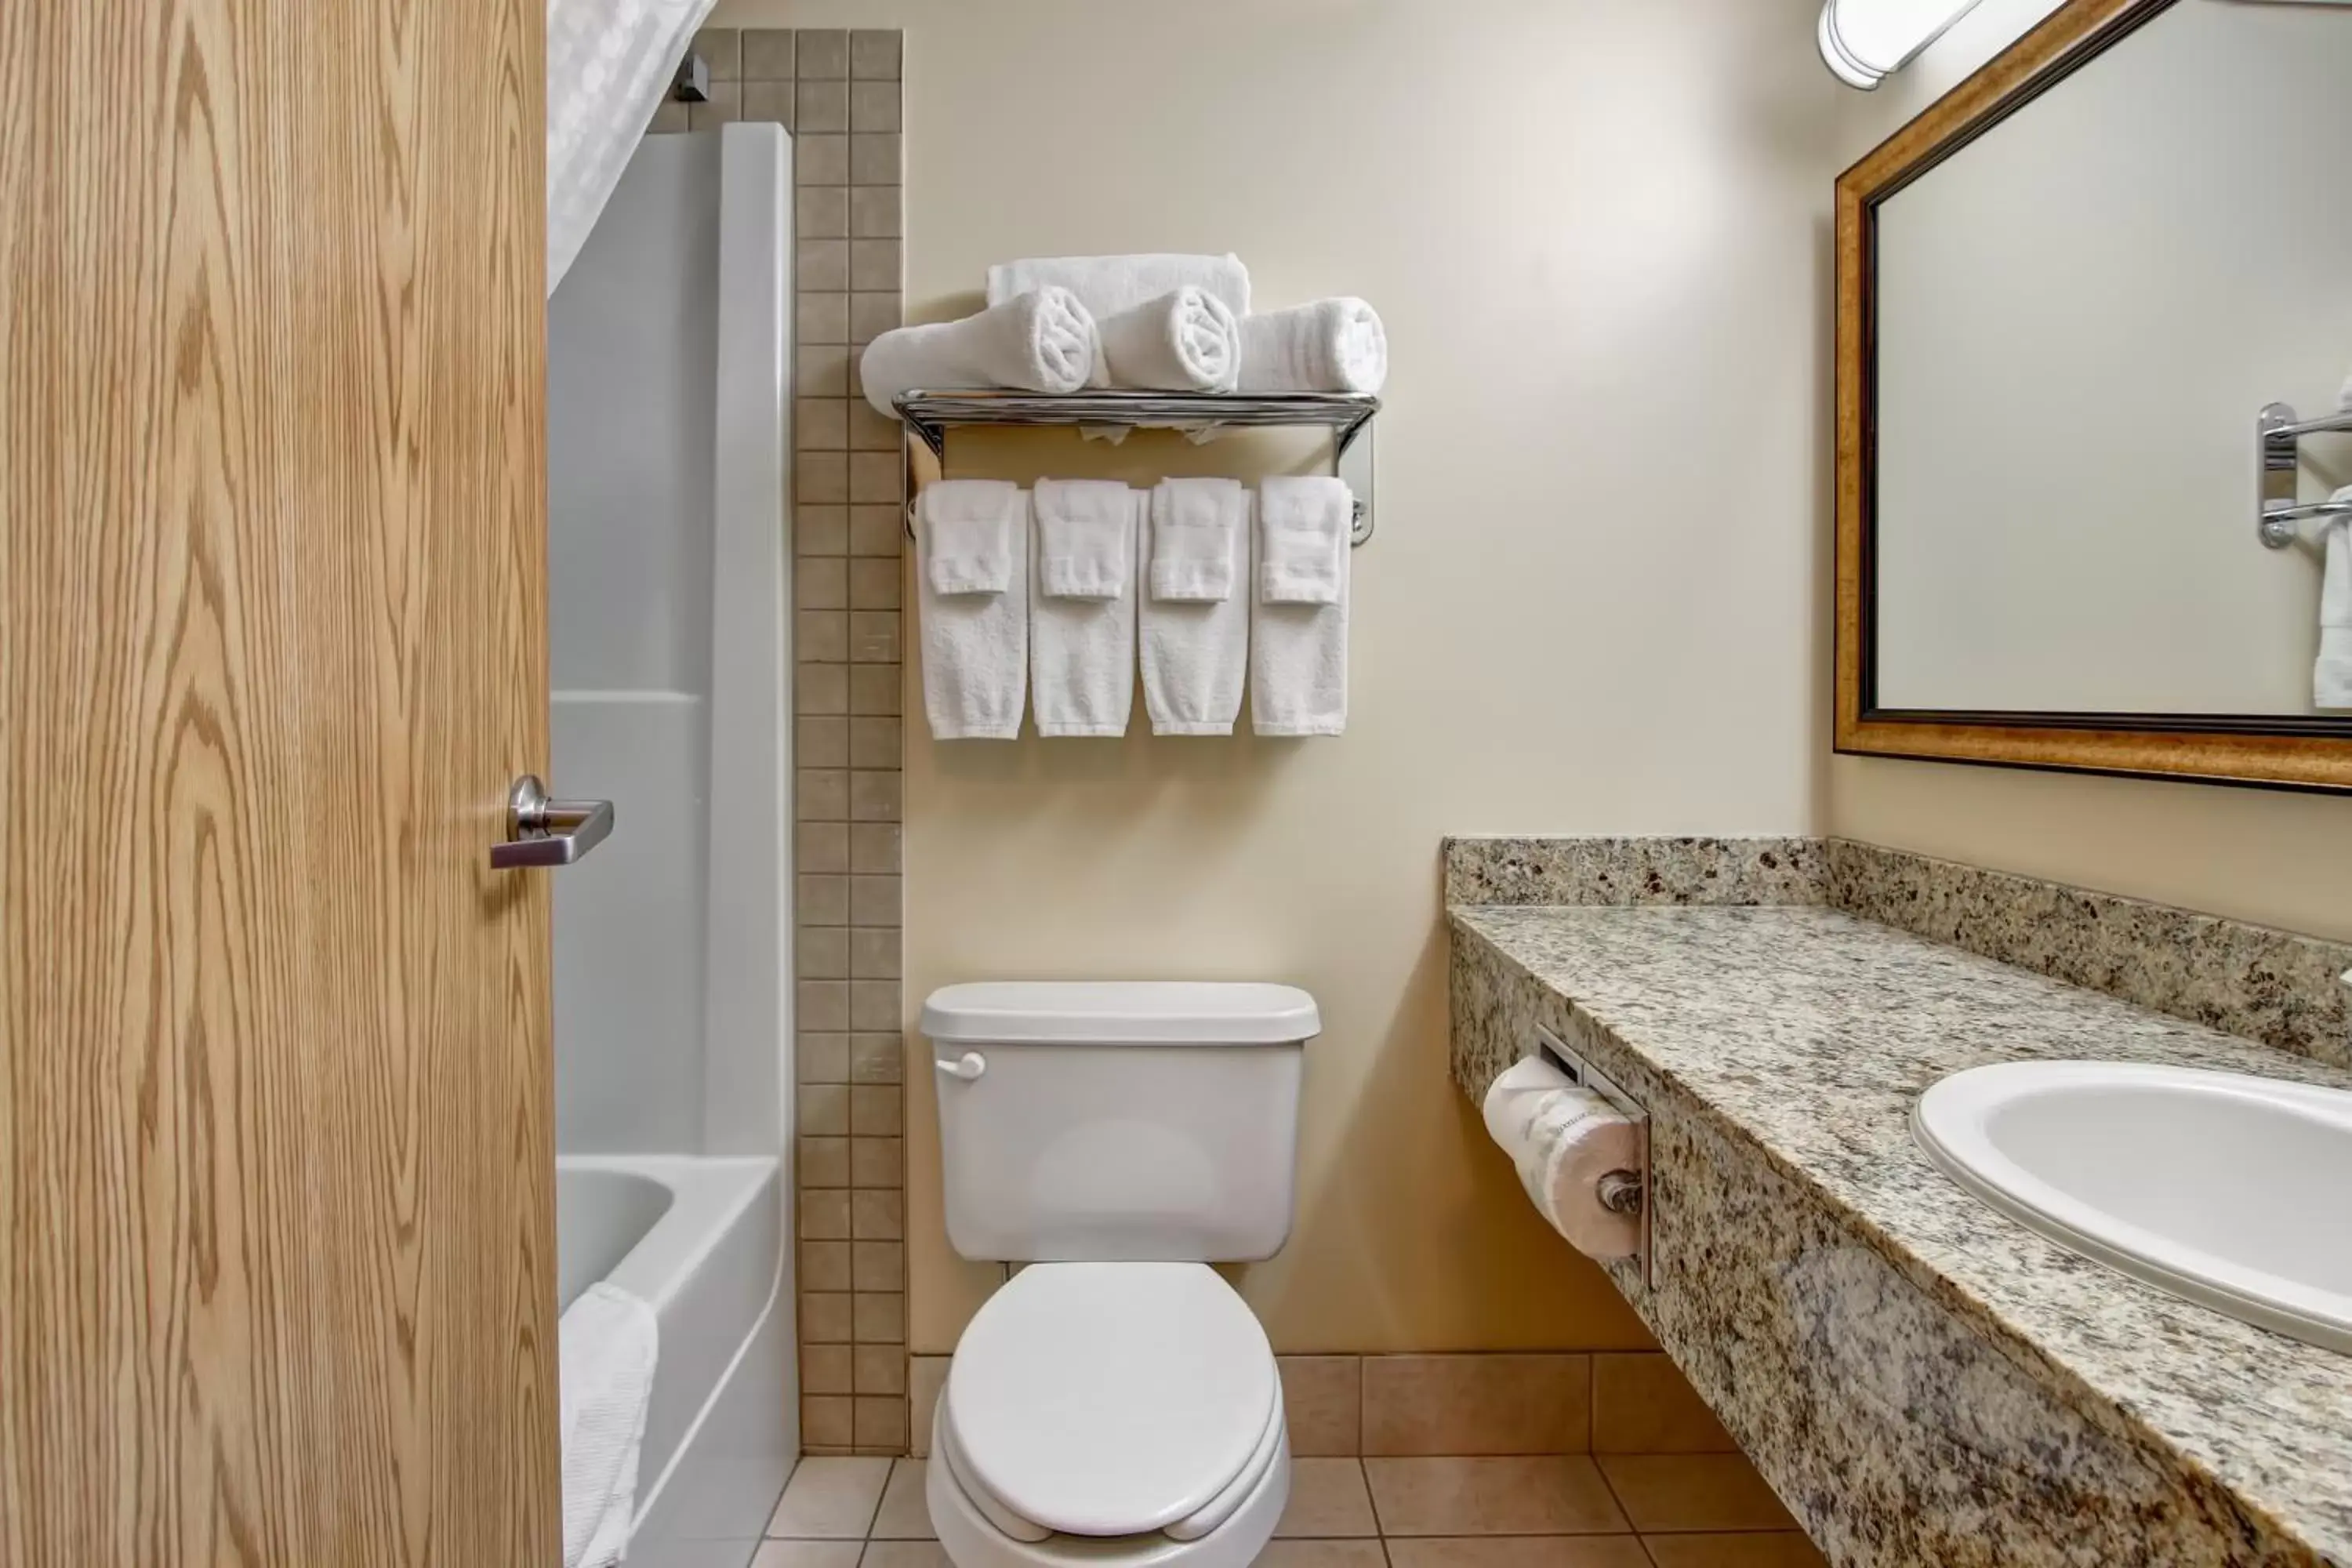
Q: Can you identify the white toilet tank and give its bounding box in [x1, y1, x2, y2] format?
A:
[921, 981, 1318, 1263]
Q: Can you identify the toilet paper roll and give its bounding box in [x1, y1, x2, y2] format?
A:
[1480, 1054, 1642, 1261]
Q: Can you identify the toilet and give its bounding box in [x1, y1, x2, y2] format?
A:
[918, 980, 1320, 1568]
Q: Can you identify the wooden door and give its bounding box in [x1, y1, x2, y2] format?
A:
[0, 2, 557, 1565]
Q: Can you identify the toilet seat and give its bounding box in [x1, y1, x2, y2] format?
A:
[942, 1262, 1281, 1540]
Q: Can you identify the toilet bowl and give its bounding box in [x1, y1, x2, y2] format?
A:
[920, 982, 1319, 1568]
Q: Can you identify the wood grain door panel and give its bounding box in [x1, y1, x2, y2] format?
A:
[1, 2, 557, 1564]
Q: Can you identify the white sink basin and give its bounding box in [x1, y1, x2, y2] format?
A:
[1914, 1061, 2352, 1354]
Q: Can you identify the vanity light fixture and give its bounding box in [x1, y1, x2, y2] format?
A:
[1817, 0, 1986, 88]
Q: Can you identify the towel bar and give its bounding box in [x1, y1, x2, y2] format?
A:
[891, 390, 1379, 547]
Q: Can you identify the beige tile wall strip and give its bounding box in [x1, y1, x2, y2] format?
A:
[657, 25, 906, 1457]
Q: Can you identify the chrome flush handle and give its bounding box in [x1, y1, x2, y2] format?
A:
[491, 775, 614, 869]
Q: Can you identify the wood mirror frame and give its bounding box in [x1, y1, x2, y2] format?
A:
[1833, 0, 2352, 792]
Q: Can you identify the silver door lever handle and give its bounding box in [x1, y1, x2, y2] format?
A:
[492, 775, 614, 869]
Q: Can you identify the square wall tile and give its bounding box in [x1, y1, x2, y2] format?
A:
[851, 30, 902, 80]
[804, 1341, 853, 1396]
[799, 186, 849, 239]
[1280, 1356, 1363, 1457]
[742, 27, 794, 80]
[797, 79, 849, 133]
[687, 82, 739, 130]
[855, 1344, 908, 1396]
[851, 81, 902, 133]
[1363, 1353, 1591, 1456]
[802, 1395, 855, 1450]
[797, 134, 850, 187]
[855, 1290, 907, 1343]
[856, 1395, 909, 1451]
[1590, 1352, 1737, 1454]
[742, 79, 793, 127]
[851, 1025, 903, 1076]
[802, 1291, 853, 1344]
[850, 1136, 902, 1188]
[692, 26, 739, 80]
[800, 1135, 848, 1189]
[797, 29, 848, 78]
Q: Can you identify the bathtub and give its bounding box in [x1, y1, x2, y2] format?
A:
[557, 1155, 793, 1568]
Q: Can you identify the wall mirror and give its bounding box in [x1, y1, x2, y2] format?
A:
[1835, 0, 2352, 789]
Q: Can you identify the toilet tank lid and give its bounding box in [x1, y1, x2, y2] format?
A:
[920, 982, 1320, 1046]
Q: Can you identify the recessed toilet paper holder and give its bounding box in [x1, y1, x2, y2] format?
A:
[1534, 1024, 1653, 1288]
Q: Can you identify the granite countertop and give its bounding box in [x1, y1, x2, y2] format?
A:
[1450, 902, 2352, 1564]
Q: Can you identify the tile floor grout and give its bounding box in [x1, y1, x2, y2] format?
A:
[757, 1454, 1828, 1568]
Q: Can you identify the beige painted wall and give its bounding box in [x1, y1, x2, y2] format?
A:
[1831, 0, 2352, 946]
[713, 0, 1846, 1352]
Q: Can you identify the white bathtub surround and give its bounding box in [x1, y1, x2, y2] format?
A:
[987, 252, 1251, 320]
[561, 1283, 660, 1568]
[1094, 287, 1243, 393]
[1250, 477, 1350, 737]
[546, 0, 714, 293]
[859, 287, 1098, 416]
[1030, 481, 1141, 738]
[1142, 480, 1250, 736]
[1236, 299, 1388, 395]
[2318, 497, 2352, 710]
[919, 481, 1031, 739]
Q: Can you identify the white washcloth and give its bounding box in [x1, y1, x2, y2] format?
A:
[1094, 287, 1242, 392]
[1148, 476, 1245, 603]
[1140, 479, 1249, 735]
[2318, 492, 2352, 710]
[918, 481, 1029, 739]
[1030, 481, 1141, 737]
[858, 288, 1097, 417]
[1236, 299, 1388, 395]
[987, 253, 1250, 320]
[559, 1283, 659, 1568]
[1251, 477, 1351, 736]
[1258, 474, 1350, 605]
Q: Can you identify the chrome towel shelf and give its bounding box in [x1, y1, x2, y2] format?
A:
[892, 389, 1381, 546]
[2258, 400, 2352, 548]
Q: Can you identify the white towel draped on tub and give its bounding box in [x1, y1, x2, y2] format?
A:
[859, 288, 1097, 416]
[1250, 476, 1351, 737]
[2318, 492, 2352, 711]
[1237, 299, 1388, 395]
[918, 481, 1029, 739]
[1031, 480, 1142, 736]
[1141, 478, 1250, 735]
[560, 1283, 659, 1568]
[1094, 287, 1242, 393]
[987, 253, 1251, 320]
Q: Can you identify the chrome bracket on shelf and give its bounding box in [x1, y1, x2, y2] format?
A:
[892, 390, 1381, 546]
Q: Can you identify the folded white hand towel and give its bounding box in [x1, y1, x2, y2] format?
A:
[1258, 474, 1350, 605]
[1148, 476, 1246, 603]
[2318, 493, 2352, 710]
[1094, 287, 1242, 392]
[1140, 480, 1249, 735]
[1031, 481, 1141, 737]
[918, 481, 1029, 739]
[987, 253, 1250, 320]
[559, 1283, 659, 1568]
[858, 287, 1097, 417]
[1251, 477, 1350, 737]
[1237, 299, 1388, 395]
[924, 478, 1018, 596]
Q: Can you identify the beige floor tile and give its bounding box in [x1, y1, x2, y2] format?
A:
[1366, 1457, 1628, 1537]
[860, 1543, 953, 1568]
[1636, 1533, 1828, 1568]
[1589, 1356, 1737, 1455]
[1595, 1457, 1795, 1534]
[1385, 1538, 1650, 1568]
[1276, 1457, 1379, 1537]
[1253, 1542, 1390, 1568]
[768, 1455, 892, 1537]
[871, 1458, 935, 1539]
[1363, 1356, 1591, 1457]
[1280, 1356, 1363, 1457]
[751, 1543, 865, 1568]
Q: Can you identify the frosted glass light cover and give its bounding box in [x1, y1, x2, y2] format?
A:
[1818, 0, 1984, 87]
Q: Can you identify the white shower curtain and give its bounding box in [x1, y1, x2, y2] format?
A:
[546, 0, 717, 295]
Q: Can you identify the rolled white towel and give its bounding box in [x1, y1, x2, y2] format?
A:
[858, 287, 1097, 416]
[2318, 494, 2352, 711]
[1237, 299, 1388, 395]
[559, 1283, 659, 1568]
[987, 253, 1250, 319]
[1094, 287, 1242, 393]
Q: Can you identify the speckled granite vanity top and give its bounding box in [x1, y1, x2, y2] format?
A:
[1451, 902, 2352, 1563]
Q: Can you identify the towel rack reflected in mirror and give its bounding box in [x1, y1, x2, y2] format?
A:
[891, 390, 1379, 546]
[2258, 400, 2352, 548]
